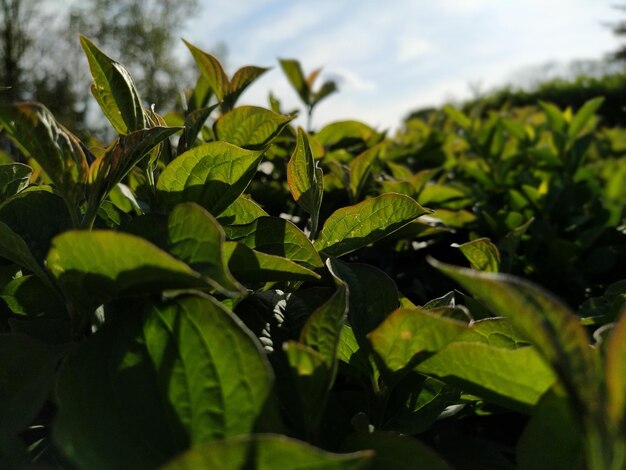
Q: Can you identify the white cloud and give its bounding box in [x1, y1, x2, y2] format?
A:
[396, 37, 436, 63]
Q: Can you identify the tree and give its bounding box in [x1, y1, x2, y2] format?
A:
[609, 4, 626, 64]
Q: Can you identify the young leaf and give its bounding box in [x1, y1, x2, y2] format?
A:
[311, 80, 338, 107]
[568, 97, 604, 139]
[368, 307, 466, 373]
[54, 295, 275, 470]
[222, 241, 321, 283]
[214, 106, 293, 149]
[349, 144, 381, 201]
[184, 40, 228, 101]
[287, 128, 324, 236]
[167, 203, 244, 295]
[315, 193, 430, 258]
[430, 259, 601, 416]
[453, 237, 500, 272]
[0, 163, 31, 202]
[279, 59, 309, 104]
[224, 216, 323, 269]
[160, 434, 372, 470]
[224, 66, 271, 111]
[80, 35, 145, 134]
[156, 141, 264, 215]
[46, 230, 207, 313]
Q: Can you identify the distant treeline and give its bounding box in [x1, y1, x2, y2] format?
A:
[406, 72, 626, 127]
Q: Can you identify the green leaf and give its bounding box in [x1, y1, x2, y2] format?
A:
[368, 307, 466, 373]
[177, 105, 217, 154]
[417, 341, 556, 411]
[315, 121, 377, 148]
[161, 434, 371, 470]
[331, 260, 399, 340]
[568, 97, 604, 139]
[443, 105, 471, 129]
[315, 193, 430, 258]
[279, 59, 309, 104]
[517, 389, 584, 470]
[156, 141, 264, 215]
[214, 106, 293, 149]
[606, 309, 626, 432]
[224, 216, 323, 269]
[167, 203, 244, 295]
[349, 144, 381, 201]
[54, 295, 275, 470]
[341, 431, 453, 470]
[46, 230, 207, 313]
[453, 237, 500, 272]
[0, 163, 31, 202]
[539, 101, 567, 134]
[0, 102, 89, 207]
[224, 66, 270, 111]
[287, 128, 324, 235]
[431, 259, 600, 416]
[311, 80, 338, 107]
[217, 196, 268, 225]
[80, 35, 145, 134]
[223, 241, 321, 283]
[184, 40, 228, 101]
[0, 334, 66, 438]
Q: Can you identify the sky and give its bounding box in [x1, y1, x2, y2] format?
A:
[185, 0, 619, 132]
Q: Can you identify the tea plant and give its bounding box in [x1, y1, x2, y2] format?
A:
[0, 36, 624, 470]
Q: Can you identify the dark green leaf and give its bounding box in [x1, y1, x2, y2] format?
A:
[156, 141, 264, 215]
[279, 59, 309, 104]
[0, 274, 65, 317]
[177, 105, 217, 154]
[225, 66, 270, 111]
[0, 163, 31, 202]
[80, 35, 145, 134]
[315, 193, 430, 258]
[349, 144, 381, 201]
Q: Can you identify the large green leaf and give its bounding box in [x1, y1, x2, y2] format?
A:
[184, 40, 228, 101]
[341, 431, 452, 470]
[287, 128, 323, 236]
[0, 334, 66, 440]
[54, 295, 275, 470]
[80, 35, 145, 134]
[368, 307, 466, 373]
[214, 106, 293, 149]
[315, 121, 377, 148]
[431, 259, 600, 416]
[224, 216, 323, 269]
[156, 141, 264, 215]
[279, 59, 309, 104]
[315, 193, 430, 257]
[46, 230, 207, 313]
[417, 341, 556, 411]
[0, 102, 89, 207]
[0, 163, 31, 203]
[223, 241, 321, 283]
[167, 203, 243, 295]
[160, 434, 372, 470]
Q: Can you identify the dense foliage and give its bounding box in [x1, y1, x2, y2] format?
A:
[0, 37, 624, 470]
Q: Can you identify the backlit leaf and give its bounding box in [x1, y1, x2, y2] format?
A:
[225, 66, 270, 111]
[453, 237, 500, 272]
[184, 40, 228, 101]
[214, 106, 293, 149]
[279, 59, 309, 104]
[315, 193, 430, 258]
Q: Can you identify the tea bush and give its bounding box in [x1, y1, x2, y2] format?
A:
[0, 36, 624, 470]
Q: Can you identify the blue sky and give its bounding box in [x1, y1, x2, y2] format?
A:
[186, 0, 619, 131]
